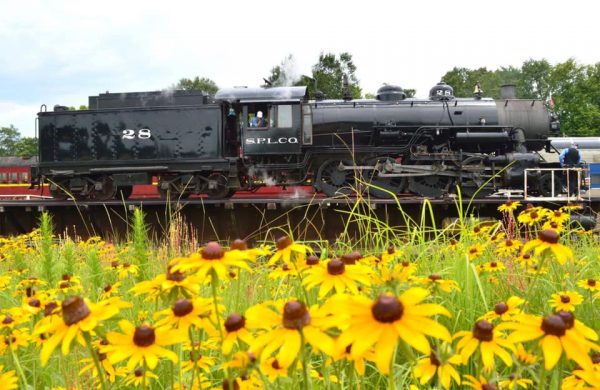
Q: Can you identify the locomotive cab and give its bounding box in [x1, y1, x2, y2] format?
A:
[215, 87, 308, 156]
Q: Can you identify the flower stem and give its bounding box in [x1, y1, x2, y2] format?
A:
[299, 330, 311, 390]
[83, 331, 108, 390]
[8, 339, 27, 388]
[388, 344, 397, 390]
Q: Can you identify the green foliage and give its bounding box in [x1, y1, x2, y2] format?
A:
[131, 208, 150, 281]
[13, 137, 37, 157]
[175, 76, 219, 94]
[295, 52, 362, 99]
[39, 212, 56, 285]
[440, 58, 600, 136]
[0, 125, 21, 156]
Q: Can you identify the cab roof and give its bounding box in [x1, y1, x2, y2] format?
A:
[215, 86, 307, 103]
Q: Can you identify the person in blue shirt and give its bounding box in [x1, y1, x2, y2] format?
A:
[559, 144, 582, 195]
[250, 111, 266, 128]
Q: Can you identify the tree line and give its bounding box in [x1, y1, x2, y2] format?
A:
[2, 55, 598, 156]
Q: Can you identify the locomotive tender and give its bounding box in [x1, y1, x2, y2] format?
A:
[34, 83, 561, 200]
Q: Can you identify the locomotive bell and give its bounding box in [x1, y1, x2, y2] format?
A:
[429, 82, 454, 100]
[376, 85, 406, 102]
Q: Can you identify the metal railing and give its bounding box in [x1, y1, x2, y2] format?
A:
[524, 167, 588, 202]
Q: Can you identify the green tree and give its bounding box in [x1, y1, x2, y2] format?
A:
[296, 52, 362, 99]
[14, 137, 38, 157]
[0, 125, 21, 156]
[175, 77, 219, 94]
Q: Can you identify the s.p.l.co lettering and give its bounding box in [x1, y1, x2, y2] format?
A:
[245, 137, 299, 145]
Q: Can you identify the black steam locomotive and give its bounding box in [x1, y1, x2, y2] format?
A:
[34, 82, 560, 200]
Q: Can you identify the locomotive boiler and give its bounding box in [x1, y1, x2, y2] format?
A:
[34, 82, 560, 200]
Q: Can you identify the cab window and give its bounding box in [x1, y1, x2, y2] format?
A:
[247, 104, 272, 129]
[277, 105, 293, 128]
[20, 172, 29, 183]
[0, 173, 7, 183]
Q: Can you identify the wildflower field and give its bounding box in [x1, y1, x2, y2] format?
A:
[0, 201, 599, 389]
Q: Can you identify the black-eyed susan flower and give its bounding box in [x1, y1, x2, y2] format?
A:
[447, 239, 460, 251]
[467, 244, 486, 261]
[541, 219, 565, 233]
[154, 297, 216, 334]
[0, 328, 30, 354]
[567, 367, 600, 389]
[481, 296, 525, 322]
[378, 261, 417, 284]
[34, 296, 121, 365]
[334, 288, 451, 374]
[498, 373, 533, 389]
[453, 320, 514, 371]
[101, 320, 187, 370]
[577, 278, 599, 292]
[499, 311, 598, 370]
[489, 232, 506, 244]
[268, 236, 312, 266]
[495, 239, 522, 256]
[462, 374, 496, 389]
[260, 357, 289, 383]
[268, 263, 300, 280]
[246, 300, 334, 367]
[330, 341, 376, 375]
[302, 258, 372, 298]
[521, 229, 573, 265]
[417, 274, 460, 293]
[515, 252, 537, 268]
[380, 246, 404, 265]
[172, 242, 251, 280]
[79, 348, 127, 383]
[123, 367, 158, 387]
[498, 200, 521, 213]
[228, 238, 270, 262]
[412, 347, 461, 389]
[549, 209, 571, 224]
[549, 291, 583, 312]
[0, 365, 17, 390]
[222, 313, 254, 355]
[481, 261, 506, 273]
[514, 343, 537, 366]
[181, 347, 215, 373]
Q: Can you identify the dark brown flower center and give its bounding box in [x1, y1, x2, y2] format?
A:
[224, 313, 246, 333]
[429, 352, 441, 366]
[305, 255, 319, 265]
[560, 295, 570, 303]
[2, 315, 14, 325]
[474, 227, 481, 233]
[469, 248, 478, 254]
[482, 384, 496, 390]
[550, 222, 559, 229]
[450, 239, 457, 246]
[341, 251, 361, 265]
[111, 261, 119, 268]
[387, 247, 395, 255]
[588, 279, 596, 287]
[327, 258, 345, 275]
[281, 264, 290, 271]
[103, 284, 112, 293]
[133, 325, 156, 347]
[62, 296, 91, 326]
[271, 359, 281, 369]
[541, 315, 566, 337]
[371, 295, 404, 323]
[494, 302, 508, 315]
[28, 298, 41, 308]
[166, 268, 186, 282]
[490, 262, 498, 268]
[59, 282, 70, 289]
[276, 236, 293, 250]
[62, 274, 71, 281]
[282, 300, 311, 329]
[172, 299, 194, 317]
[401, 261, 410, 267]
[473, 320, 494, 342]
[557, 311, 574, 329]
[505, 240, 513, 247]
[530, 211, 539, 219]
[522, 254, 531, 259]
[230, 239, 247, 251]
[428, 274, 442, 281]
[134, 368, 143, 377]
[222, 378, 240, 390]
[202, 242, 225, 260]
[539, 229, 559, 244]
[44, 301, 58, 317]
[554, 211, 562, 217]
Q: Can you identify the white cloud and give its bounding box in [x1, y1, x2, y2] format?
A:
[1, 0, 599, 138]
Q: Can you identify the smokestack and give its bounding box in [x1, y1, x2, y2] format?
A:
[501, 84, 517, 99]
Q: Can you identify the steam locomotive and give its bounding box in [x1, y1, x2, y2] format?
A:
[33, 82, 561, 200]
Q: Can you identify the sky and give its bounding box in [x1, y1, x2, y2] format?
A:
[1, 0, 599, 137]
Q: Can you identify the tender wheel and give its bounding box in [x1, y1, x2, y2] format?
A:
[49, 181, 70, 200]
[93, 176, 117, 201]
[315, 160, 357, 197]
[157, 177, 191, 199]
[206, 173, 231, 199]
[116, 186, 133, 200]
